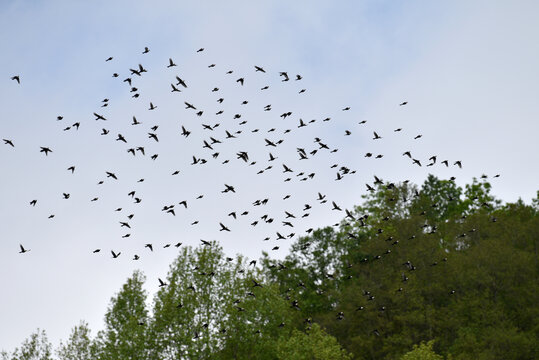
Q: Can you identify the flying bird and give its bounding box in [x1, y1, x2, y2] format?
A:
[40, 147, 52, 156]
[3, 139, 14, 147]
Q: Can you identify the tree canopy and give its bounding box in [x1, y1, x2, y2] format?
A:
[3, 176, 538, 360]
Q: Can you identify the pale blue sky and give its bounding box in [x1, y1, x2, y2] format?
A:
[1, 0, 538, 351]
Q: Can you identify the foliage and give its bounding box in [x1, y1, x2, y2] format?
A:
[94, 270, 149, 360]
[4, 176, 539, 360]
[276, 323, 352, 360]
[1, 330, 52, 360]
[56, 321, 94, 360]
[400, 340, 443, 360]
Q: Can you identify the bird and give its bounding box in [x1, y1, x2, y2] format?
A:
[184, 101, 196, 109]
[111, 250, 121, 258]
[399, 101, 408, 106]
[373, 131, 382, 140]
[177, 77, 188, 88]
[40, 147, 52, 156]
[93, 112, 106, 121]
[142, 47, 150, 54]
[219, 223, 231, 232]
[158, 278, 167, 287]
[11, 75, 20, 84]
[332, 201, 342, 211]
[167, 58, 177, 68]
[19, 244, 30, 253]
[181, 126, 191, 137]
[3, 139, 14, 147]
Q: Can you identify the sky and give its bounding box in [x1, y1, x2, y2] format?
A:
[1, 0, 538, 352]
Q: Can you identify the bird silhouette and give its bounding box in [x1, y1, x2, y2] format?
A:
[40, 147, 52, 156]
[3, 139, 14, 147]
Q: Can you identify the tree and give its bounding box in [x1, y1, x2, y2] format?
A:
[1, 329, 52, 360]
[149, 241, 298, 360]
[94, 270, 149, 360]
[56, 321, 95, 360]
[276, 323, 352, 360]
[401, 340, 443, 360]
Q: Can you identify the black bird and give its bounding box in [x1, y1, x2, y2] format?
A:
[399, 101, 408, 106]
[236, 78, 244, 86]
[105, 57, 113, 61]
[111, 250, 121, 258]
[142, 47, 150, 54]
[40, 147, 52, 156]
[184, 101, 196, 109]
[11, 75, 20, 84]
[167, 58, 177, 68]
[3, 139, 14, 147]
[116, 134, 127, 143]
[93, 112, 106, 121]
[219, 223, 231, 232]
[181, 126, 191, 137]
[106, 172, 118, 180]
[222, 184, 236, 193]
[19, 244, 30, 253]
[176, 77, 188, 88]
[373, 131, 382, 140]
[332, 201, 342, 211]
[282, 164, 293, 173]
[255, 66, 266, 72]
[158, 278, 167, 287]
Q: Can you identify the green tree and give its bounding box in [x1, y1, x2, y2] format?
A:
[401, 340, 443, 360]
[276, 323, 352, 360]
[150, 242, 297, 360]
[94, 270, 149, 360]
[1, 329, 52, 360]
[56, 321, 95, 360]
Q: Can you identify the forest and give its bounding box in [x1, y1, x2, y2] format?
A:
[2, 175, 538, 360]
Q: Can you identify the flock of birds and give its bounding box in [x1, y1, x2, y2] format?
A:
[5, 46, 499, 339]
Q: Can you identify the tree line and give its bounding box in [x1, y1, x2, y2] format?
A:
[3, 175, 538, 359]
